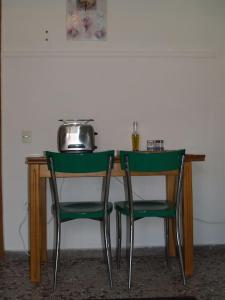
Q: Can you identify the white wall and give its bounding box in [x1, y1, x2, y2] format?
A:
[2, 0, 225, 251]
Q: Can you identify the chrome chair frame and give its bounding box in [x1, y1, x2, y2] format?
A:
[116, 152, 186, 289]
[48, 153, 113, 291]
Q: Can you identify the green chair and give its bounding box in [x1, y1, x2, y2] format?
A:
[45, 150, 114, 291]
[114, 150, 186, 289]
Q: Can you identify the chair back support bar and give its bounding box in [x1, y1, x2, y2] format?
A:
[46, 150, 115, 221]
[121, 150, 185, 208]
[46, 150, 114, 173]
[120, 150, 185, 173]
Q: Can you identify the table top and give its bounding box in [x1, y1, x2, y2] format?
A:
[26, 153, 205, 164]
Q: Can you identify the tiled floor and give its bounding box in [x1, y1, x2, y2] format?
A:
[0, 246, 225, 300]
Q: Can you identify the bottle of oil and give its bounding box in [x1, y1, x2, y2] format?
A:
[132, 121, 140, 151]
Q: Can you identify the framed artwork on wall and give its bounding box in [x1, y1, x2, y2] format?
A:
[66, 0, 107, 41]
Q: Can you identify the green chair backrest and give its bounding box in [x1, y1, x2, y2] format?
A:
[120, 150, 185, 172]
[45, 150, 114, 173]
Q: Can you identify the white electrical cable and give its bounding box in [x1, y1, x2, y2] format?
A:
[18, 178, 65, 255]
[194, 217, 225, 225]
[18, 202, 30, 256]
[113, 176, 225, 225]
[113, 176, 145, 200]
[19, 176, 225, 255]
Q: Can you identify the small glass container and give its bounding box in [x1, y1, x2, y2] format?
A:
[160, 140, 164, 151]
[155, 140, 161, 151]
[147, 140, 155, 151]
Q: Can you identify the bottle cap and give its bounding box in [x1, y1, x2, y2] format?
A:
[133, 121, 138, 133]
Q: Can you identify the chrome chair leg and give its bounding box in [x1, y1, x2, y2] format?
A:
[107, 214, 113, 280]
[176, 215, 186, 285]
[164, 218, 169, 266]
[103, 216, 113, 287]
[53, 221, 61, 291]
[116, 210, 122, 270]
[128, 216, 134, 290]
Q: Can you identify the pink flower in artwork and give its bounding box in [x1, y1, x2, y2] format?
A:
[66, 12, 80, 38]
[95, 28, 106, 39]
[67, 27, 79, 38]
[82, 16, 92, 32]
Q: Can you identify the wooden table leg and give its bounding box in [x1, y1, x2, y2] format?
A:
[29, 164, 41, 282]
[40, 178, 47, 263]
[183, 161, 194, 277]
[166, 175, 176, 256]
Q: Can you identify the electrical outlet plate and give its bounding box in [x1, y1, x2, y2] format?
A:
[22, 130, 32, 143]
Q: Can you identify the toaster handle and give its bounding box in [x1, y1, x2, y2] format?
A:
[68, 144, 85, 149]
[94, 132, 98, 135]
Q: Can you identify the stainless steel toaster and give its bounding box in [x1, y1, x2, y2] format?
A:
[57, 119, 97, 153]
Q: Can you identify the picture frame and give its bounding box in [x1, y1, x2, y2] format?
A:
[66, 0, 107, 41]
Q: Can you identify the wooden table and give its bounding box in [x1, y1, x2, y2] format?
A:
[26, 153, 205, 283]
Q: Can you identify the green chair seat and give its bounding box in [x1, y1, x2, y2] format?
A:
[114, 200, 176, 219]
[59, 202, 113, 222]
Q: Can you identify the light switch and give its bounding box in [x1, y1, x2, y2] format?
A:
[22, 130, 32, 143]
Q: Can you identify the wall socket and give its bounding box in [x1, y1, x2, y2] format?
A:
[22, 130, 32, 143]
